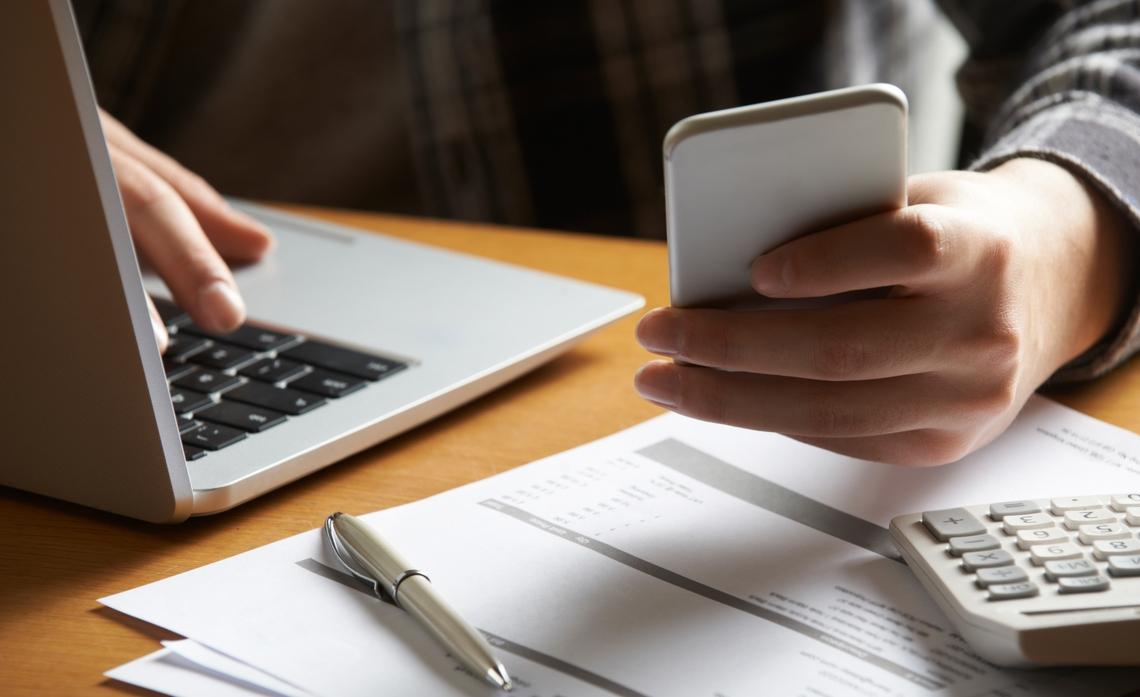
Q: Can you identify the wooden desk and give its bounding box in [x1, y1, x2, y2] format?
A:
[1, 206, 1137, 695]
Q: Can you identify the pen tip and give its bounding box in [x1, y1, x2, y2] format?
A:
[487, 666, 512, 691]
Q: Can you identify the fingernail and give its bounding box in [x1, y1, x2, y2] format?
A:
[636, 309, 681, 355]
[198, 280, 245, 332]
[258, 227, 277, 252]
[151, 313, 169, 353]
[634, 363, 679, 407]
[752, 254, 790, 296]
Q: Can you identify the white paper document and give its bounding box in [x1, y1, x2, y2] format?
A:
[106, 640, 309, 697]
[103, 396, 1140, 696]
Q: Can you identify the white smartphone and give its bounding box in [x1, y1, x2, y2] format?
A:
[663, 84, 908, 308]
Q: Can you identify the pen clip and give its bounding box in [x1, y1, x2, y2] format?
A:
[324, 513, 395, 605]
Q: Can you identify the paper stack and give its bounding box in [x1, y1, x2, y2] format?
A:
[102, 398, 1140, 696]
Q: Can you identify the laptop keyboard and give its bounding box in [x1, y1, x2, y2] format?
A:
[152, 298, 407, 462]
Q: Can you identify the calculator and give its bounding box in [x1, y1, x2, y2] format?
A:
[889, 494, 1140, 667]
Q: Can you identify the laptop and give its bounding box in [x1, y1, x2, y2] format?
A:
[0, 1, 643, 522]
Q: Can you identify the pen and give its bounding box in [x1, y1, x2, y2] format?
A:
[324, 512, 513, 691]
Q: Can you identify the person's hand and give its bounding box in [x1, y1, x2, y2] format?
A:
[100, 108, 274, 352]
[635, 158, 1136, 465]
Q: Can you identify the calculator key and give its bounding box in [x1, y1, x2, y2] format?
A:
[196, 401, 286, 433]
[225, 381, 327, 415]
[283, 340, 405, 381]
[1077, 522, 1132, 544]
[1110, 493, 1140, 511]
[975, 566, 1029, 587]
[169, 387, 212, 415]
[181, 423, 246, 451]
[1106, 555, 1140, 577]
[239, 358, 307, 383]
[188, 342, 260, 370]
[1002, 513, 1054, 534]
[172, 369, 242, 394]
[1016, 527, 1069, 549]
[1093, 538, 1140, 559]
[1126, 507, 1140, 526]
[1050, 496, 1103, 514]
[962, 550, 1014, 571]
[948, 534, 1000, 556]
[289, 368, 367, 398]
[922, 508, 987, 542]
[1058, 575, 1110, 593]
[1044, 558, 1098, 581]
[987, 581, 1039, 601]
[1029, 543, 1083, 565]
[1062, 508, 1115, 529]
[988, 500, 1040, 520]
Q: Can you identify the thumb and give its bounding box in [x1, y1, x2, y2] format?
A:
[146, 295, 170, 354]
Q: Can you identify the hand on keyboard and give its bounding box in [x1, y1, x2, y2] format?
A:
[99, 108, 274, 352]
[153, 298, 407, 461]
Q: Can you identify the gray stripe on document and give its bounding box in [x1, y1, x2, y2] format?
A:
[480, 499, 942, 691]
[637, 438, 902, 561]
[295, 558, 647, 697]
[480, 631, 649, 697]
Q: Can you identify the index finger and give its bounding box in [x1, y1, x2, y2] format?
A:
[111, 148, 246, 332]
[750, 203, 981, 299]
[100, 111, 273, 263]
[637, 300, 951, 381]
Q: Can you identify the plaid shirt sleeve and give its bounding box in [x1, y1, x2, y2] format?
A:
[940, 0, 1140, 381]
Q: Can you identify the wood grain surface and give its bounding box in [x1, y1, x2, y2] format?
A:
[1, 205, 1137, 695]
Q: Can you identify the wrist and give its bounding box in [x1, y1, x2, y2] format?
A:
[989, 157, 1136, 378]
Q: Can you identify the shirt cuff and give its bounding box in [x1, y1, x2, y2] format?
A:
[969, 95, 1140, 383]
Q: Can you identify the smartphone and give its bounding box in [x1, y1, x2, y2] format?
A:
[663, 83, 908, 308]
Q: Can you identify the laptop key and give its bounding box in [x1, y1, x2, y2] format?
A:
[197, 401, 286, 433]
[183, 445, 207, 461]
[167, 333, 210, 361]
[178, 418, 203, 434]
[170, 387, 212, 415]
[181, 422, 246, 450]
[290, 368, 367, 398]
[164, 357, 198, 381]
[172, 368, 242, 394]
[152, 297, 190, 329]
[188, 342, 260, 370]
[182, 323, 299, 352]
[239, 357, 307, 383]
[225, 381, 326, 415]
[283, 341, 404, 381]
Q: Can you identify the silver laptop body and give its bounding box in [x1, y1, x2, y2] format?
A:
[0, 1, 642, 522]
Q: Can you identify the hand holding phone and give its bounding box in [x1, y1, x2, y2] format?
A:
[640, 86, 1134, 467]
[664, 84, 907, 308]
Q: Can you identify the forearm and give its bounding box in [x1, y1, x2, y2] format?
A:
[941, 0, 1140, 380]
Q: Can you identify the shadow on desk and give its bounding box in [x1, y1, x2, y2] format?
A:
[1043, 354, 1140, 434]
[0, 344, 607, 618]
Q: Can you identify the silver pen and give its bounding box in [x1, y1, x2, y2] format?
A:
[324, 512, 513, 691]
